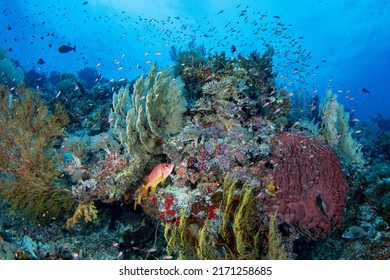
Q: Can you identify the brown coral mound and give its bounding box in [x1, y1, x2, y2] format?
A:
[265, 131, 348, 240]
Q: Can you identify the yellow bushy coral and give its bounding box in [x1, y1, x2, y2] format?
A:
[164, 176, 262, 260]
[267, 212, 288, 260]
[66, 201, 98, 229]
[233, 184, 255, 255]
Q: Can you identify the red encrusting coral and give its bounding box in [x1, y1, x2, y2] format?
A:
[264, 130, 349, 240]
[159, 193, 179, 225]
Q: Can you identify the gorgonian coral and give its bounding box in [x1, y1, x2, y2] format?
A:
[0, 85, 76, 222]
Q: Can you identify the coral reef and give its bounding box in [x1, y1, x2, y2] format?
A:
[53, 72, 113, 134]
[371, 131, 390, 161]
[164, 77, 277, 192]
[364, 161, 390, 218]
[173, 49, 207, 78]
[68, 150, 128, 203]
[0, 47, 24, 88]
[1, 39, 381, 260]
[162, 177, 266, 260]
[77, 67, 105, 90]
[24, 69, 47, 88]
[67, 63, 187, 206]
[49, 71, 61, 86]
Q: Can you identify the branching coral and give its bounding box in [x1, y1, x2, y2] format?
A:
[173, 49, 207, 77]
[66, 200, 98, 229]
[0, 84, 76, 222]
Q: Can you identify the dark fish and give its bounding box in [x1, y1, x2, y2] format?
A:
[239, 10, 247, 17]
[76, 81, 86, 95]
[37, 58, 45, 64]
[316, 194, 328, 218]
[82, 1, 88, 5]
[362, 88, 370, 94]
[231, 45, 236, 53]
[58, 45, 76, 53]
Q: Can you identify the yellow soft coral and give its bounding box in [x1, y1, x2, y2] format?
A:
[66, 201, 98, 229]
[268, 211, 288, 260]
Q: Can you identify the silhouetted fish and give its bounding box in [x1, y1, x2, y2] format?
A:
[316, 194, 328, 218]
[362, 88, 370, 94]
[37, 58, 45, 64]
[58, 45, 76, 53]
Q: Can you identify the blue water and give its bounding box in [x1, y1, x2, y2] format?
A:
[1, 0, 389, 120]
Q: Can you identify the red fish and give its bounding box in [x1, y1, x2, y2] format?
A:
[134, 163, 174, 209]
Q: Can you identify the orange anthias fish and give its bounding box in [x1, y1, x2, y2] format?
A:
[134, 163, 174, 209]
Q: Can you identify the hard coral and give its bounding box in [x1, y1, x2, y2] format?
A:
[264, 131, 349, 240]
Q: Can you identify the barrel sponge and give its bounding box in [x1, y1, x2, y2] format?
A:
[264, 130, 349, 240]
